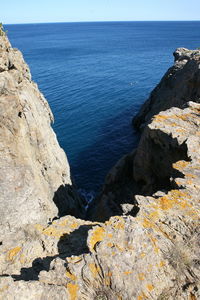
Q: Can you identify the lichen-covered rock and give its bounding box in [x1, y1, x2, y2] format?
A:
[1, 103, 199, 300]
[0, 36, 199, 300]
[0, 34, 83, 234]
[133, 48, 200, 130]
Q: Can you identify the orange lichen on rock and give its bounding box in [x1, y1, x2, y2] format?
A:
[159, 260, 165, 267]
[89, 263, 101, 278]
[66, 271, 77, 281]
[7, 246, 21, 261]
[67, 283, 78, 300]
[173, 160, 190, 171]
[153, 114, 169, 122]
[124, 271, 133, 275]
[138, 273, 145, 281]
[70, 222, 79, 229]
[146, 284, 154, 291]
[155, 190, 192, 211]
[89, 226, 105, 251]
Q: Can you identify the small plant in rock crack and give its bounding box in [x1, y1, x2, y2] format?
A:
[0, 23, 7, 36]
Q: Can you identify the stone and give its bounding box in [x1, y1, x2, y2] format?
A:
[133, 48, 200, 130]
[0, 35, 199, 300]
[0, 34, 84, 234]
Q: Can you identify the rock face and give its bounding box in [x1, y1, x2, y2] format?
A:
[133, 48, 200, 130]
[0, 102, 200, 298]
[0, 34, 83, 234]
[0, 33, 199, 300]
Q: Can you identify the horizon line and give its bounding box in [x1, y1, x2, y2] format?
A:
[4, 20, 200, 25]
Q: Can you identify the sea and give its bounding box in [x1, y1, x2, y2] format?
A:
[5, 21, 200, 200]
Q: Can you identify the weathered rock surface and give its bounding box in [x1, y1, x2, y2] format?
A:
[0, 34, 83, 233]
[133, 48, 200, 130]
[0, 33, 199, 300]
[1, 102, 199, 299]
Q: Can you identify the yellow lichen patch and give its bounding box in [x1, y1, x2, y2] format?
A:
[34, 224, 45, 232]
[155, 190, 192, 211]
[20, 253, 26, 264]
[170, 122, 178, 127]
[159, 260, 165, 267]
[106, 216, 125, 230]
[123, 271, 133, 275]
[153, 114, 169, 122]
[138, 273, 145, 281]
[143, 217, 156, 229]
[107, 242, 114, 247]
[7, 247, 21, 261]
[58, 218, 69, 226]
[89, 263, 101, 278]
[107, 233, 113, 238]
[146, 284, 154, 292]
[173, 160, 190, 171]
[185, 173, 196, 179]
[66, 271, 77, 281]
[175, 128, 186, 133]
[67, 283, 78, 300]
[105, 272, 112, 286]
[148, 234, 159, 253]
[148, 210, 159, 221]
[140, 252, 146, 258]
[147, 264, 153, 272]
[42, 227, 64, 237]
[70, 222, 79, 229]
[89, 226, 105, 251]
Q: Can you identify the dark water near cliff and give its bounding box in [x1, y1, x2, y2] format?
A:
[5, 21, 200, 195]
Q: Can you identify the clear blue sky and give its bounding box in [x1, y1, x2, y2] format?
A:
[2, 0, 200, 24]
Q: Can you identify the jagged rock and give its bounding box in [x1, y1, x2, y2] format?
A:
[133, 48, 200, 130]
[0, 34, 84, 234]
[1, 102, 199, 300]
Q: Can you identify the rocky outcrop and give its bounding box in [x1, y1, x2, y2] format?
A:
[133, 48, 200, 130]
[0, 34, 84, 234]
[0, 33, 199, 300]
[0, 102, 200, 299]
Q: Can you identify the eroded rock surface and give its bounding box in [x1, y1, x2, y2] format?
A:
[0, 34, 199, 300]
[133, 48, 200, 130]
[1, 102, 199, 300]
[0, 34, 83, 234]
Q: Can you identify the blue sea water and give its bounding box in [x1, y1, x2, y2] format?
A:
[5, 21, 200, 195]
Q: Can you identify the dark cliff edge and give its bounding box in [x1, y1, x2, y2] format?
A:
[0, 31, 199, 300]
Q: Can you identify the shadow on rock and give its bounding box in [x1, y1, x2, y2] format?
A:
[53, 184, 84, 219]
[57, 225, 93, 259]
[11, 224, 93, 282]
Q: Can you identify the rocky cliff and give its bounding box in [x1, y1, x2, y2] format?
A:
[0, 33, 199, 300]
[133, 48, 200, 130]
[0, 33, 84, 235]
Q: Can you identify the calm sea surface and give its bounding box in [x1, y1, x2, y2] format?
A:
[5, 21, 200, 196]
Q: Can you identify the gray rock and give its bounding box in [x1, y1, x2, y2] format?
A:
[0, 35, 84, 234]
[133, 48, 200, 130]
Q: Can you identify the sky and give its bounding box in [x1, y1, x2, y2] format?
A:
[1, 0, 200, 24]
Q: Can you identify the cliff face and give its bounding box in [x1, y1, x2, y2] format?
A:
[0, 102, 199, 299]
[0, 35, 199, 300]
[133, 48, 200, 129]
[0, 34, 83, 233]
